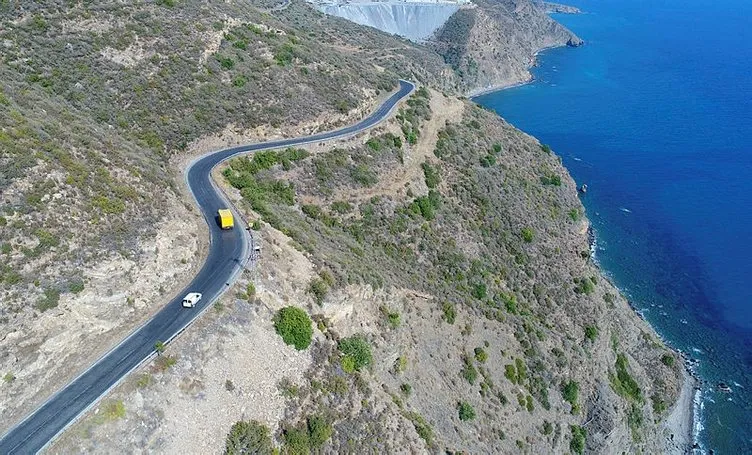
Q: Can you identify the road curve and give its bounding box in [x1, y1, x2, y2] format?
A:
[0, 80, 415, 454]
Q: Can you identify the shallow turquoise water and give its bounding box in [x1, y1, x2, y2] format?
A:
[475, 0, 752, 452]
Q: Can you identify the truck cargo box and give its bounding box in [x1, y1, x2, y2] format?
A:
[218, 209, 234, 229]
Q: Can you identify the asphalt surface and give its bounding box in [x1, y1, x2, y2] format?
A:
[0, 80, 414, 454]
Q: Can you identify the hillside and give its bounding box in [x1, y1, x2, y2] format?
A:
[431, 0, 583, 93]
[1, 0, 685, 453]
[0, 0, 452, 433]
[54, 89, 683, 454]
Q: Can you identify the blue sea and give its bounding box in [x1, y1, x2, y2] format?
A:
[475, 0, 752, 452]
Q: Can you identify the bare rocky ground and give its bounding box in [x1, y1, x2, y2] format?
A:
[51, 224, 316, 454]
[0, 190, 203, 436]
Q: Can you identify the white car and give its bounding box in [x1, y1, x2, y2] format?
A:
[181, 292, 202, 308]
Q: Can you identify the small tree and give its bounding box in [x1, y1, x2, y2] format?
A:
[224, 420, 274, 455]
[338, 335, 372, 372]
[274, 307, 313, 350]
[458, 401, 476, 421]
[154, 340, 166, 355]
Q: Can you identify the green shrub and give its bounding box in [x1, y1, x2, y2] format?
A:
[301, 204, 322, 220]
[246, 283, 256, 298]
[504, 364, 517, 384]
[307, 278, 329, 305]
[338, 335, 372, 372]
[282, 426, 309, 455]
[502, 293, 518, 314]
[36, 288, 60, 312]
[409, 412, 433, 444]
[461, 355, 478, 384]
[307, 415, 333, 449]
[136, 373, 152, 388]
[331, 201, 352, 214]
[521, 227, 534, 243]
[585, 325, 598, 341]
[562, 380, 580, 413]
[457, 401, 476, 421]
[366, 138, 381, 151]
[442, 302, 456, 324]
[575, 277, 596, 295]
[479, 154, 496, 167]
[99, 400, 125, 421]
[471, 282, 487, 300]
[474, 347, 488, 363]
[540, 174, 562, 186]
[3, 372, 15, 383]
[68, 279, 85, 294]
[409, 190, 441, 220]
[393, 355, 407, 374]
[216, 55, 235, 69]
[611, 353, 642, 402]
[274, 306, 313, 350]
[351, 164, 378, 187]
[661, 353, 675, 367]
[541, 144, 552, 154]
[570, 425, 586, 454]
[224, 420, 274, 455]
[515, 358, 527, 383]
[421, 162, 441, 188]
[400, 383, 412, 396]
[381, 307, 401, 328]
[92, 195, 126, 214]
[568, 208, 581, 222]
[232, 75, 247, 88]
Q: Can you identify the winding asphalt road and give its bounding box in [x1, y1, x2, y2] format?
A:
[0, 80, 414, 454]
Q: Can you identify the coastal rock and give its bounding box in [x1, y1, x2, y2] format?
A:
[535, 1, 582, 14]
[567, 36, 584, 47]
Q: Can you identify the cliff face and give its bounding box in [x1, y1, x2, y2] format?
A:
[431, 0, 583, 93]
[317, 2, 462, 42]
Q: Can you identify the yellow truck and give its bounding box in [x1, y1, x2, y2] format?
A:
[217, 209, 234, 229]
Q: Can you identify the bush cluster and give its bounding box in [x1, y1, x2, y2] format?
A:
[274, 306, 313, 350]
[338, 335, 372, 372]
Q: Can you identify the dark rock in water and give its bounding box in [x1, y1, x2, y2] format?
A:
[579, 183, 588, 193]
[717, 382, 732, 393]
[567, 37, 584, 47]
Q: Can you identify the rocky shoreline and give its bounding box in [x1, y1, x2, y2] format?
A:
[466, 38, 583, 98]
[586, 219, 700, 452]
[467, 19, 700, 447]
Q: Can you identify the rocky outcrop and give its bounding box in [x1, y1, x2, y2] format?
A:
[430, 0, 583, 94]
[535, 1, 582, 14]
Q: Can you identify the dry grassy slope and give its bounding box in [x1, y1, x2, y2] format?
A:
[0, 0, 451, 434]
[46, 90, 682, 454]
[431, 0, 583, 93]
[214, 89, 683, 453]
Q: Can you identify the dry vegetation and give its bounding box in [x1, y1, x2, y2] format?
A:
[52, 90, 683, 454]
[0, 0, 451, 432]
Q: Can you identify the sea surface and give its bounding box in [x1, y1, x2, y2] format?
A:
[475, 0, 752, 452]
